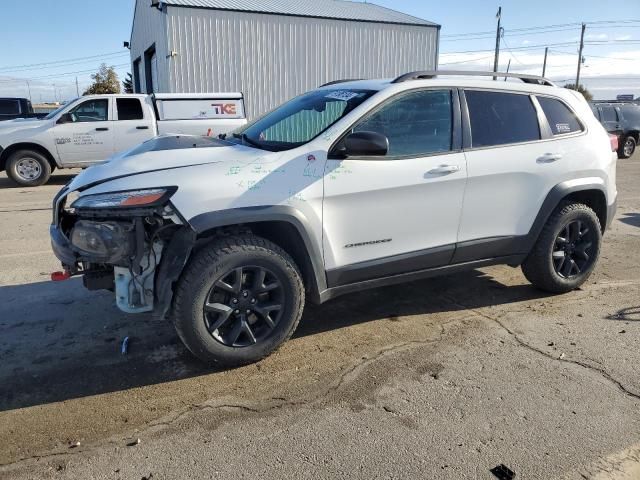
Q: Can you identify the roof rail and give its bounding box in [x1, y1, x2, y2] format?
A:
[391, 70, 555, 86]
[320, 79, 362, 87]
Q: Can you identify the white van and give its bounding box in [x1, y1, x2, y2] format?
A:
[0, 93, 247, 186]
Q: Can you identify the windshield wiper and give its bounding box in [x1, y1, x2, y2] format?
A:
[232, 132, 263, 149]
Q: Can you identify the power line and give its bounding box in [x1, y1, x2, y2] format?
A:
[439, 55, 495, 65]
[0, 53, 129, 74]
[0, 51, 128, 71]
[0, 63, 130, 83]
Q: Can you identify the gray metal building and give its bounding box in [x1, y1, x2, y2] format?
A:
[129, 0, 440, 119]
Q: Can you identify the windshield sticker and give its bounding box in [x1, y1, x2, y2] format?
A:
[556, 123, 571, 133]
[325, 90, 359, 102]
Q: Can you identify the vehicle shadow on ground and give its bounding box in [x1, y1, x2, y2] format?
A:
[619, 213, 640, 228]
[0, 173, 76, 189]
[0, 270, 549, 412]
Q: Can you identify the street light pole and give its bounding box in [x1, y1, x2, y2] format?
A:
[542, 47, 548, 77]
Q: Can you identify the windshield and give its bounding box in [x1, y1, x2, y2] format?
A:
[44, 98, 78, 120]
[230, 88, 376, 151]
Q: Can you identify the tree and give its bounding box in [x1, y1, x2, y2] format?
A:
[83, 64, 121, 95]
[122, 72, 134, 94]
[564, 83, 593, 101]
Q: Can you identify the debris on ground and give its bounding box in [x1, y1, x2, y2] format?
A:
[127, 438, 141, 447]
[490, 463, 516, 480]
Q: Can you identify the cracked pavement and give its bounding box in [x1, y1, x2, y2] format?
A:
[0, 154, 639, 479]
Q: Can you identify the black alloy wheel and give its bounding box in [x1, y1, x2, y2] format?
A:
[204, 265, 284, 347]
[172, 234, 305, 367]
[552, 220, 595, 279]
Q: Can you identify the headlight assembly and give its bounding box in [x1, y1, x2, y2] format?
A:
[71, 187, 176, 210]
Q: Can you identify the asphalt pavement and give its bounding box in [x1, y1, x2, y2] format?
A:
[0, 155, 639, 479]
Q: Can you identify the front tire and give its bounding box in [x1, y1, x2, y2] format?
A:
[172, 234, 305, 367]
[522, 202, 601, 293]
[6, 149, 52, 187]
[619, 136, 636, 159]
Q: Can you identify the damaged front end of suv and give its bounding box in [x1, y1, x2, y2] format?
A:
[51, 184, 196, 317]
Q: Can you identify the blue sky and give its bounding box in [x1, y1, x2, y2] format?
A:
[0, 0, 638, 102]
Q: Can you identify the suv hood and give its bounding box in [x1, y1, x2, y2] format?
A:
[68, 135, 263, 191]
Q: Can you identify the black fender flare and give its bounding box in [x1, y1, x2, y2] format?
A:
[522, 180, 609, 254]
[188, 205, 327, 303]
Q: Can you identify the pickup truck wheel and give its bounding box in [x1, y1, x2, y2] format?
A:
[172, 234, 305, 367]
[619, 136, 636, 159]
[6, 150, 52, 187]
[522, 202, 601, 293]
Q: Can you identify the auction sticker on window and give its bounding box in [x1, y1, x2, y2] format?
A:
[325, 90, 359, 102]
[556, 123, 571, 133]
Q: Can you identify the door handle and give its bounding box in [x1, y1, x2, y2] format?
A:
[427, 164, 460, 175]
[536, 153, 562, 163]
[136, 126, 149, 130]
[95, 127, 109, 131]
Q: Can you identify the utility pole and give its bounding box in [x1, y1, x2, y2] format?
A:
[493, 6, 502, 80]
[75, 77, 80, 96]
[504, 59, 511, 81]
[542, 47, 548, 77]
[575, 23, 586, 88]
[25, 80, 32, 103]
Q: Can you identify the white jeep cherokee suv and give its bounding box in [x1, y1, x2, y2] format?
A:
[50, 71, 618, 366]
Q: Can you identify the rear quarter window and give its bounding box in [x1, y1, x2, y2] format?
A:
[465, 90, 541, 148]
[537, 96, 583, 135]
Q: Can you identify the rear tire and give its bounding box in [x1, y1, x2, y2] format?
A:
[172, 234, 305, 367]
[522, 202, 601, 293]
[6, 150, 52, 187]
[619, 136, 636, 159]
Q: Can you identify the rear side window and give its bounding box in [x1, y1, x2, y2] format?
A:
[0, 99, 20, 115]
[537, 97, 583, 135]
[620, 105, 640, 123]
[600, 106, 618, 122]
[116, 98, 144, 120]
[353, 89, 452, 156]
[465, 90, 540, 148]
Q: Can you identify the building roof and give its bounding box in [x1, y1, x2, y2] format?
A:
[161, 0, 438, 27]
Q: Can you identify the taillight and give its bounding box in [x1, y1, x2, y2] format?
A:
[609, 134, 619, 152]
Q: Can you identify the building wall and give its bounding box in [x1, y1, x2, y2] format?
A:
[164, 7, 439, 118]
[129, 1, 171, 93]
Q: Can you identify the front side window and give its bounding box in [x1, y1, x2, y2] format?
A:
[466, 90, 540, 147]
[116, 98, 144, 120]
[601, 106, 618, 123]
[352, 89, 452, 157]
[233, 89, 376, 151]
[537, 96, 583, 135]
[68, 99, 109, 122]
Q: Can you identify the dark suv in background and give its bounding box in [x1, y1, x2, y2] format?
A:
[591, 102, 640, 159]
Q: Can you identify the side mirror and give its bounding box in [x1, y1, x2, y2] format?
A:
[343, 131, 389, 157]
[57, 113, 73, 124]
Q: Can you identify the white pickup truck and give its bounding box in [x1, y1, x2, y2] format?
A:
[0, 93, 247, 186]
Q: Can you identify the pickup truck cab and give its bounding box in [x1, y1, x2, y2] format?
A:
[0, 98, 46, 122]
[0, 93, 246, 186]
